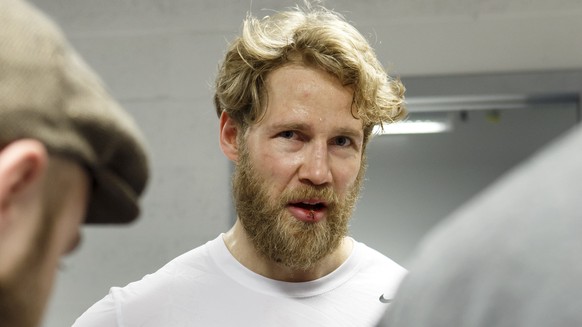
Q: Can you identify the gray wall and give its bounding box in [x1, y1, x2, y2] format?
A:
[23, 1, 582, 326]
[352, 103, 579, 267]
[352, 71, 582, 266]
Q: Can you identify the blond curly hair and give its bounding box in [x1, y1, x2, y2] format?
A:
[214, 4, 407, 145]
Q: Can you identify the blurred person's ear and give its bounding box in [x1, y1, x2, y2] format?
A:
[0, 139, 48, 272]
[219, 112, 241, 163]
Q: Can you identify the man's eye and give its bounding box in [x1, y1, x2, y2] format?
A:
[279, 131, 295, 139]
[334, 136, 351, 147]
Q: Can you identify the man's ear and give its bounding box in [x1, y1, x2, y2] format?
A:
[219, 112, 241, 163]
[0, 139, 48, 228]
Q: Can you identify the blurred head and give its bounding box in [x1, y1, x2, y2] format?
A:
[0, 141, 90, 327]
[214, 3, 406, 149]
[0, 0, 150, 326]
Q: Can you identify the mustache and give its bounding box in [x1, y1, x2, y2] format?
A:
[279, 185, 339, 206]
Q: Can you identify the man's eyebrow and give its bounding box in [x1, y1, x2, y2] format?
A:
[267, 122, 311, 132]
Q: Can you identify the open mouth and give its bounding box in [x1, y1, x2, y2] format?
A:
[290, 201, 327, 211]
[286, 199, 330, 222]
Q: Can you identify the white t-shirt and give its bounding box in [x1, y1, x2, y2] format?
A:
[73, 234, 406, 327]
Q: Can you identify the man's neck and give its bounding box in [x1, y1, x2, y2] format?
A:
[222, 219, 353, 282]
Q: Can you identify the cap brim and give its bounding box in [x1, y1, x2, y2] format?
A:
[84, 170, 141, 224]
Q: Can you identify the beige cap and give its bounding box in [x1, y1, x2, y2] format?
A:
[0, 0, 150, 224]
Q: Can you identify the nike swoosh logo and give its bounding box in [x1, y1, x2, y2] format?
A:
[379, 294, 392, 303]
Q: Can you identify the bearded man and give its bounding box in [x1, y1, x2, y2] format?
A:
[74, 4, 407, 327]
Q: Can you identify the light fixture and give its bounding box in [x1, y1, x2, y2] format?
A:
[404, 93, 579, 113]
[373, 92, 579, 135]
[374, 112, 453, 135]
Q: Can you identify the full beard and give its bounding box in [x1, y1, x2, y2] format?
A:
[233, 143, 366, 271]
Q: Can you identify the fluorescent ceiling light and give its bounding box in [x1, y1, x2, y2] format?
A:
[374, 112, 453, 135]
[374, 121, 451, 135]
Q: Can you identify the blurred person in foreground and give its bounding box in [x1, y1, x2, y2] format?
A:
[383, 121, 582, 326]
[74, 2, 407, 326]
[0, 1, 149, 327]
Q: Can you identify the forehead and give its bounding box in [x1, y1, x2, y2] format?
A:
[258, 64, 362, 131]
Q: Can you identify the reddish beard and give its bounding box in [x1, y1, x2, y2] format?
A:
[232, 142, 365, 271]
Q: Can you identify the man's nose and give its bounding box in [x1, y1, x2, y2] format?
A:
[298, 141, 332, 186]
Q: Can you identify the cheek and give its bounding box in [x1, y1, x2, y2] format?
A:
[333, 159, 362, 192]
[60, 197, 87, 255]
[253, 149, 298, 187]
[55, 181, 88, 256]
[45, 214, 79, 262]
